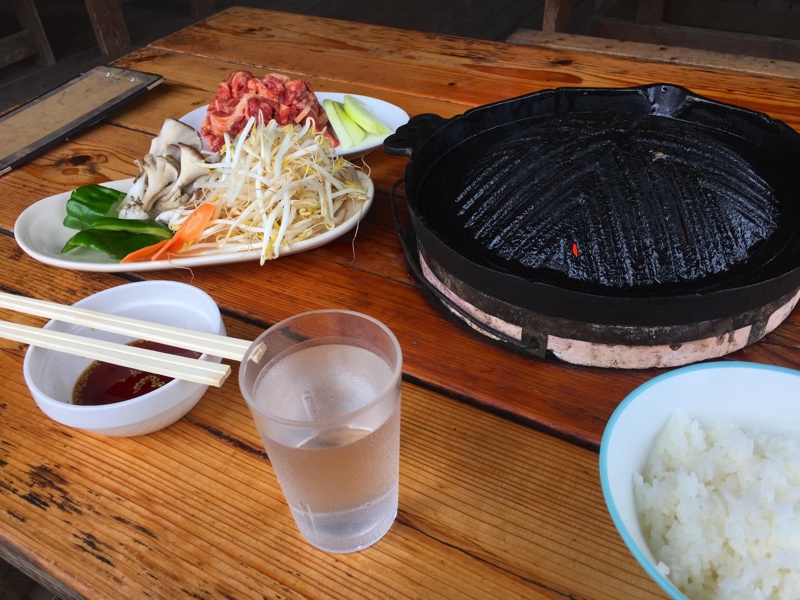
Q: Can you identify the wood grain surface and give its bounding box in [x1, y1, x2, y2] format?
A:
[2, 7, 800, 599]
[0, 236, 665, 599]
[148, 7, 800, 126]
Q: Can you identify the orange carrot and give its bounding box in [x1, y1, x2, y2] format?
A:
[151, 203, 217, 261]
[120, 239, 169, 263]
[120, 203, 217, 263]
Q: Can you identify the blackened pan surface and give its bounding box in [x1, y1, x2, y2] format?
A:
[385, 84, 800, 326]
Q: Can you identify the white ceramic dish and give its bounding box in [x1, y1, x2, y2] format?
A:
[599, 361, 800, 600]
[22, 281, 225, 437]
[14, 173, 374, 273]
[179, 92, 409, 159]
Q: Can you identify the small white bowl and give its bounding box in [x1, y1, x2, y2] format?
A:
[599, 361, 800, 599]
[23, 281, 225, 437]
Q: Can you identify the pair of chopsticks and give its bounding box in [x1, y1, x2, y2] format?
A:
[0, 291, 263, 387]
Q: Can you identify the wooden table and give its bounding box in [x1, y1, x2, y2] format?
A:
[2, 7, 800, 599]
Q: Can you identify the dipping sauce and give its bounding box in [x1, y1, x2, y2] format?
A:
[72, 340, 201, 406]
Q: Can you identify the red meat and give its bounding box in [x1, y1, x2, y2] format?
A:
[201, 70, 336, 151]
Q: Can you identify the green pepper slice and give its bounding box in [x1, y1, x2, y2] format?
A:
[61, 230, 166, 260]
[92, 217, 173, 240]
[63, 184, 127, 230]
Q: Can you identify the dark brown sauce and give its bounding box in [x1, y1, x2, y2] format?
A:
[72, 340, 201, 406]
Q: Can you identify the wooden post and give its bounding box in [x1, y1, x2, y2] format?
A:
[542, 0, 573, 32]
[83, 0, 131, 55]
[13, 0, 55, 65]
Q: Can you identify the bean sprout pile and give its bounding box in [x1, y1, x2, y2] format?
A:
[162, 116, 370, 263]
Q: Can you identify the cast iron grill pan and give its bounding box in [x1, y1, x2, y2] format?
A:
[385, 84, 800, 327]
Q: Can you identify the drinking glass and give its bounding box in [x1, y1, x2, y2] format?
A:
[239, 310, 402, 553]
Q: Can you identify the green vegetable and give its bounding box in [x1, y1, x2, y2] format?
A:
[59, 185, 174, 259]
[63, 184, 127, 230]
[333, 100, 365, 147]
[343, 95, 390, 134]
[61, 230, 168, 260]
[92, 217, 173, 240]
[323, 99, 355, 149]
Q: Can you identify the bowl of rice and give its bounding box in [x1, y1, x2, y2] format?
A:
[600, 361, 800, 600]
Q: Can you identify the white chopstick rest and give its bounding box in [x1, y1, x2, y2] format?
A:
[0, 321, 230, 387]
[0, 291, 260, 362]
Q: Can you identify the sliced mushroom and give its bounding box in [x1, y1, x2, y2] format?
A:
[173, 144, 209, 193]
[149, 144, 210, 215]
[154, 208, 183, 227]
[148, 118, 203, 156]
[151, 192, 188, 215]
[117, 171, 150, 220]
[118, 119, 210, 220]
[138, 154, 180, 212]
[162, 144, 183, 163]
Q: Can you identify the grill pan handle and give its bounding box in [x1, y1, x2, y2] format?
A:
[383, 113, 447, 158]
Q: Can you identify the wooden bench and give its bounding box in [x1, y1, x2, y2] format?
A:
[539, 0, 800, 62]
[1, 0, 55, 70]
[84, 0, 216, 55]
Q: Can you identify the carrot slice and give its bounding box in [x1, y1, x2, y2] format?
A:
[120, 203, 217, 263]
[151, 203, 217, 261]
[120, 239, 169, 263]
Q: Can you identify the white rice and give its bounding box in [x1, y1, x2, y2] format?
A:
[635, 414, 800, 600]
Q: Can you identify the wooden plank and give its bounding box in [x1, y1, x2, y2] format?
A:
[507, 28, 800, 79]
[0, 239, 665, 598]
[141, 7, 800, 129]
[591, 16, 800, 60]
[0, 0, 56, 71]
[662, 0, 800, 36]
[0, 546, 81, 600]
[0, 30, 36, 69]
[260, 0, 533, 42]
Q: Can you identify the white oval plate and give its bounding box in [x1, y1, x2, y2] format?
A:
[14, 174, 374, 273]
[180, 93, 409, 159]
